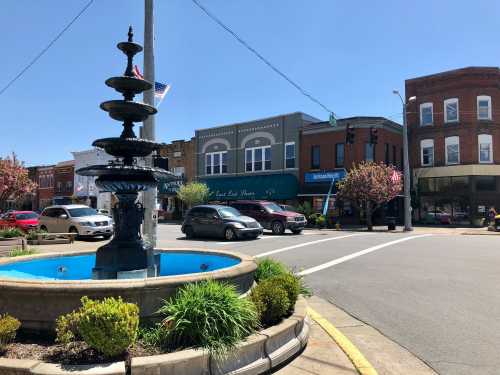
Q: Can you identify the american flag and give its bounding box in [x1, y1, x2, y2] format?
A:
[133, 65, 170, 103]
[391, 170, 401, 184]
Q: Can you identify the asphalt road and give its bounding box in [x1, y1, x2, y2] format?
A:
[156, 224, 500, 375]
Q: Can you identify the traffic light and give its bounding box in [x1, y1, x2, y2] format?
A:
[370, 127, 378, 145]
[345, 124, 355, 144]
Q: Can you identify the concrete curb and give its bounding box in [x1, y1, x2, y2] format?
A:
[0, 297, 309, 375]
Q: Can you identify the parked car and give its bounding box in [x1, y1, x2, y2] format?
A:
[229, 200, 306, 235]
[494, 214, 500, 231]
[0, 211, 39, 232]
[422, 211, 452, 225]
[39, 205, 114, 239]
[181, 205, 263, 241]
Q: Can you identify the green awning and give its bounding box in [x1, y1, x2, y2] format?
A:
[201, 173, 299, 201]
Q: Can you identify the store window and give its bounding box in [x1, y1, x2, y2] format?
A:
[420, 139, 434, 166]
[477, 95, 492, 120]
[445, 136, 460, 165]
[245, 146, 271, 172]
[285, 142, 295, 169]
[311, 145, 320, 169]
[478, 134, 493, 163]
[335, 143, 344, 167]
[365, 143, 375, 162]
[476, 176, 496, 191]
[444, 98, 459, 123]
[205, 151, 227, 175]
[420, 103, 433, 126]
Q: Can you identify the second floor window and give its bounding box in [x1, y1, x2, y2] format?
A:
[477, 95, 492, 120]
[420, 103, 433, 126]
[311, 145, 320, 169]
[444, 98, 459, 123]
[420, 139, 434, 167]
[206, 151, 227, 175]
[245, 146, 271, 172]
[384, 144, 390, 165]
[478, 134, 493, 163]
[365, 143, 375, 162]
[66, 181, 73, 192]
[285, 142, 295, 169]
[335, 143, 344, 167]
[445, 136, 460, 165]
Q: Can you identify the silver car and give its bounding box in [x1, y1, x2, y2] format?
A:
[39, 205, 114, 239]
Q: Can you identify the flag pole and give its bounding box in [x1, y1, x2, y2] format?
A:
[142, 0, 157, 247]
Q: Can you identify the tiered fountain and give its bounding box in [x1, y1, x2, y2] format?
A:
[77, 26, 170, 279]
[0, 28, 256, 332]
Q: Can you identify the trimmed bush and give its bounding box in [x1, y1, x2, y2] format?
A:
[26, 228, 47, 241]
[255, 258, 289, 282]
[0, 228, 24, 238]
[270, 273, 301, 312]
[0, 314, 21, 350]
[157, 280, 258, 357]
[56, 296, 139, 357]
[249, 279, 289, 326]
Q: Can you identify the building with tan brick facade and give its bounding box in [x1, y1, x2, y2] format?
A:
[406, 67, 500, 225]
[300, 117, 403, 223]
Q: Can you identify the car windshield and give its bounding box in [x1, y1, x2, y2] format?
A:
[15, 213, 38, 220]
[218, 207, 241, 218]
[68, 207, 97, 217]
[264, 203, 284, 212]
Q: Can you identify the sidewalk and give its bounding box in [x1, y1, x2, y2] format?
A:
[306, 225, 500, 236]
[277, 296, 437, 375]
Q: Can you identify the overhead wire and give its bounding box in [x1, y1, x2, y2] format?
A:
[190, 0, 337, 118]
[0, 0, 95, 97]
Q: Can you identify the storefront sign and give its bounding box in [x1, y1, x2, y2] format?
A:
[304, 169, 346, 184]
[159, 180, 183, 195]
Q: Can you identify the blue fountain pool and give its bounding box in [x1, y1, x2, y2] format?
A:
[0, 252, 240, 280]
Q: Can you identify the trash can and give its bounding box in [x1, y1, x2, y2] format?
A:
[386, 217, 396, 231]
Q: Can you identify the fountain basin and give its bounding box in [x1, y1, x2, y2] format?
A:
[0, 249, 256, 333]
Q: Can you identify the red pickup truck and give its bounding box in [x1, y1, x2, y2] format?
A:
[229, 200, 306, 235]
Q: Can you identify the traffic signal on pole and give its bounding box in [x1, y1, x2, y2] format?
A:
[370, 127, 378, 145]
[345, 124, 355, 144]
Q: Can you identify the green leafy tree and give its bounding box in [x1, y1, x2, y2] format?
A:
[177, 182, 209, 208]
[337, 162, 402, 231]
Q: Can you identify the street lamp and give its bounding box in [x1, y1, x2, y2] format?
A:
[393, 90, 416, 231]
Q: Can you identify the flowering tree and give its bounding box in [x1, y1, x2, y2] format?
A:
[336, 162, 402, 231]
[0, 153, 37, 210]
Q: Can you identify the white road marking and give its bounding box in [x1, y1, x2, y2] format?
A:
[298, 234, 432, 276]
[255, 234, 366, 258]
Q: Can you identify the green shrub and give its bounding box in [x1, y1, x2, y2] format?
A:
[269, 274, 300, 312]
[26, 228, 47, 241]
[0, 314, 21, 350]
[0, 228, 24, 238]
[255, 258, 290, 282]
[249, 280, 289, 326]
[157, 280, 258, 357]
[9, 247, 37, 257]
[56, 296, 139, 357]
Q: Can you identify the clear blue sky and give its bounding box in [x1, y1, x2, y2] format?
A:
[2, 0, 499, 166]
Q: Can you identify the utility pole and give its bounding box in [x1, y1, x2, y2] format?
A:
[142, 0, 157, 246]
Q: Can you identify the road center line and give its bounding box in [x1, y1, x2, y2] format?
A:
[255, 234, 366, 258]
[298, 234, 432, 276]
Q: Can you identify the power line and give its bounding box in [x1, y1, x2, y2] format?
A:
[190, 0, 336, 117]
[0, 0, 95, 97]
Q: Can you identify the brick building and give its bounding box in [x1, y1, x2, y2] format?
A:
[53, 160, 75, 205]
[300, 117, 403, 223]
[157, 139, 196, 219]
[35, 165, 55, 210]
[406, 67, 500, 225]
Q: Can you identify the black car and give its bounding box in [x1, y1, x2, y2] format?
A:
[181, 205, 263, 241]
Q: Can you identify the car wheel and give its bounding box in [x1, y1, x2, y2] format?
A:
[271, 221, 285, 235]
[69, 226, 79, 237]
[291, 229, 302, 235]
[224, 227, 236, 241]
[185, 226, 195, 239]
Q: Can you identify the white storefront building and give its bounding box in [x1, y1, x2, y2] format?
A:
[71, 149, 114, 212]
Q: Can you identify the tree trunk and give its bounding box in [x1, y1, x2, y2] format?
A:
[366, 200, 373, 231]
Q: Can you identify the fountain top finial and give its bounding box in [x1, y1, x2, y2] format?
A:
[128, 26, 133, 42]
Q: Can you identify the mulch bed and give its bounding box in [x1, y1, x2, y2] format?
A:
[1, 337, 160, 365]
